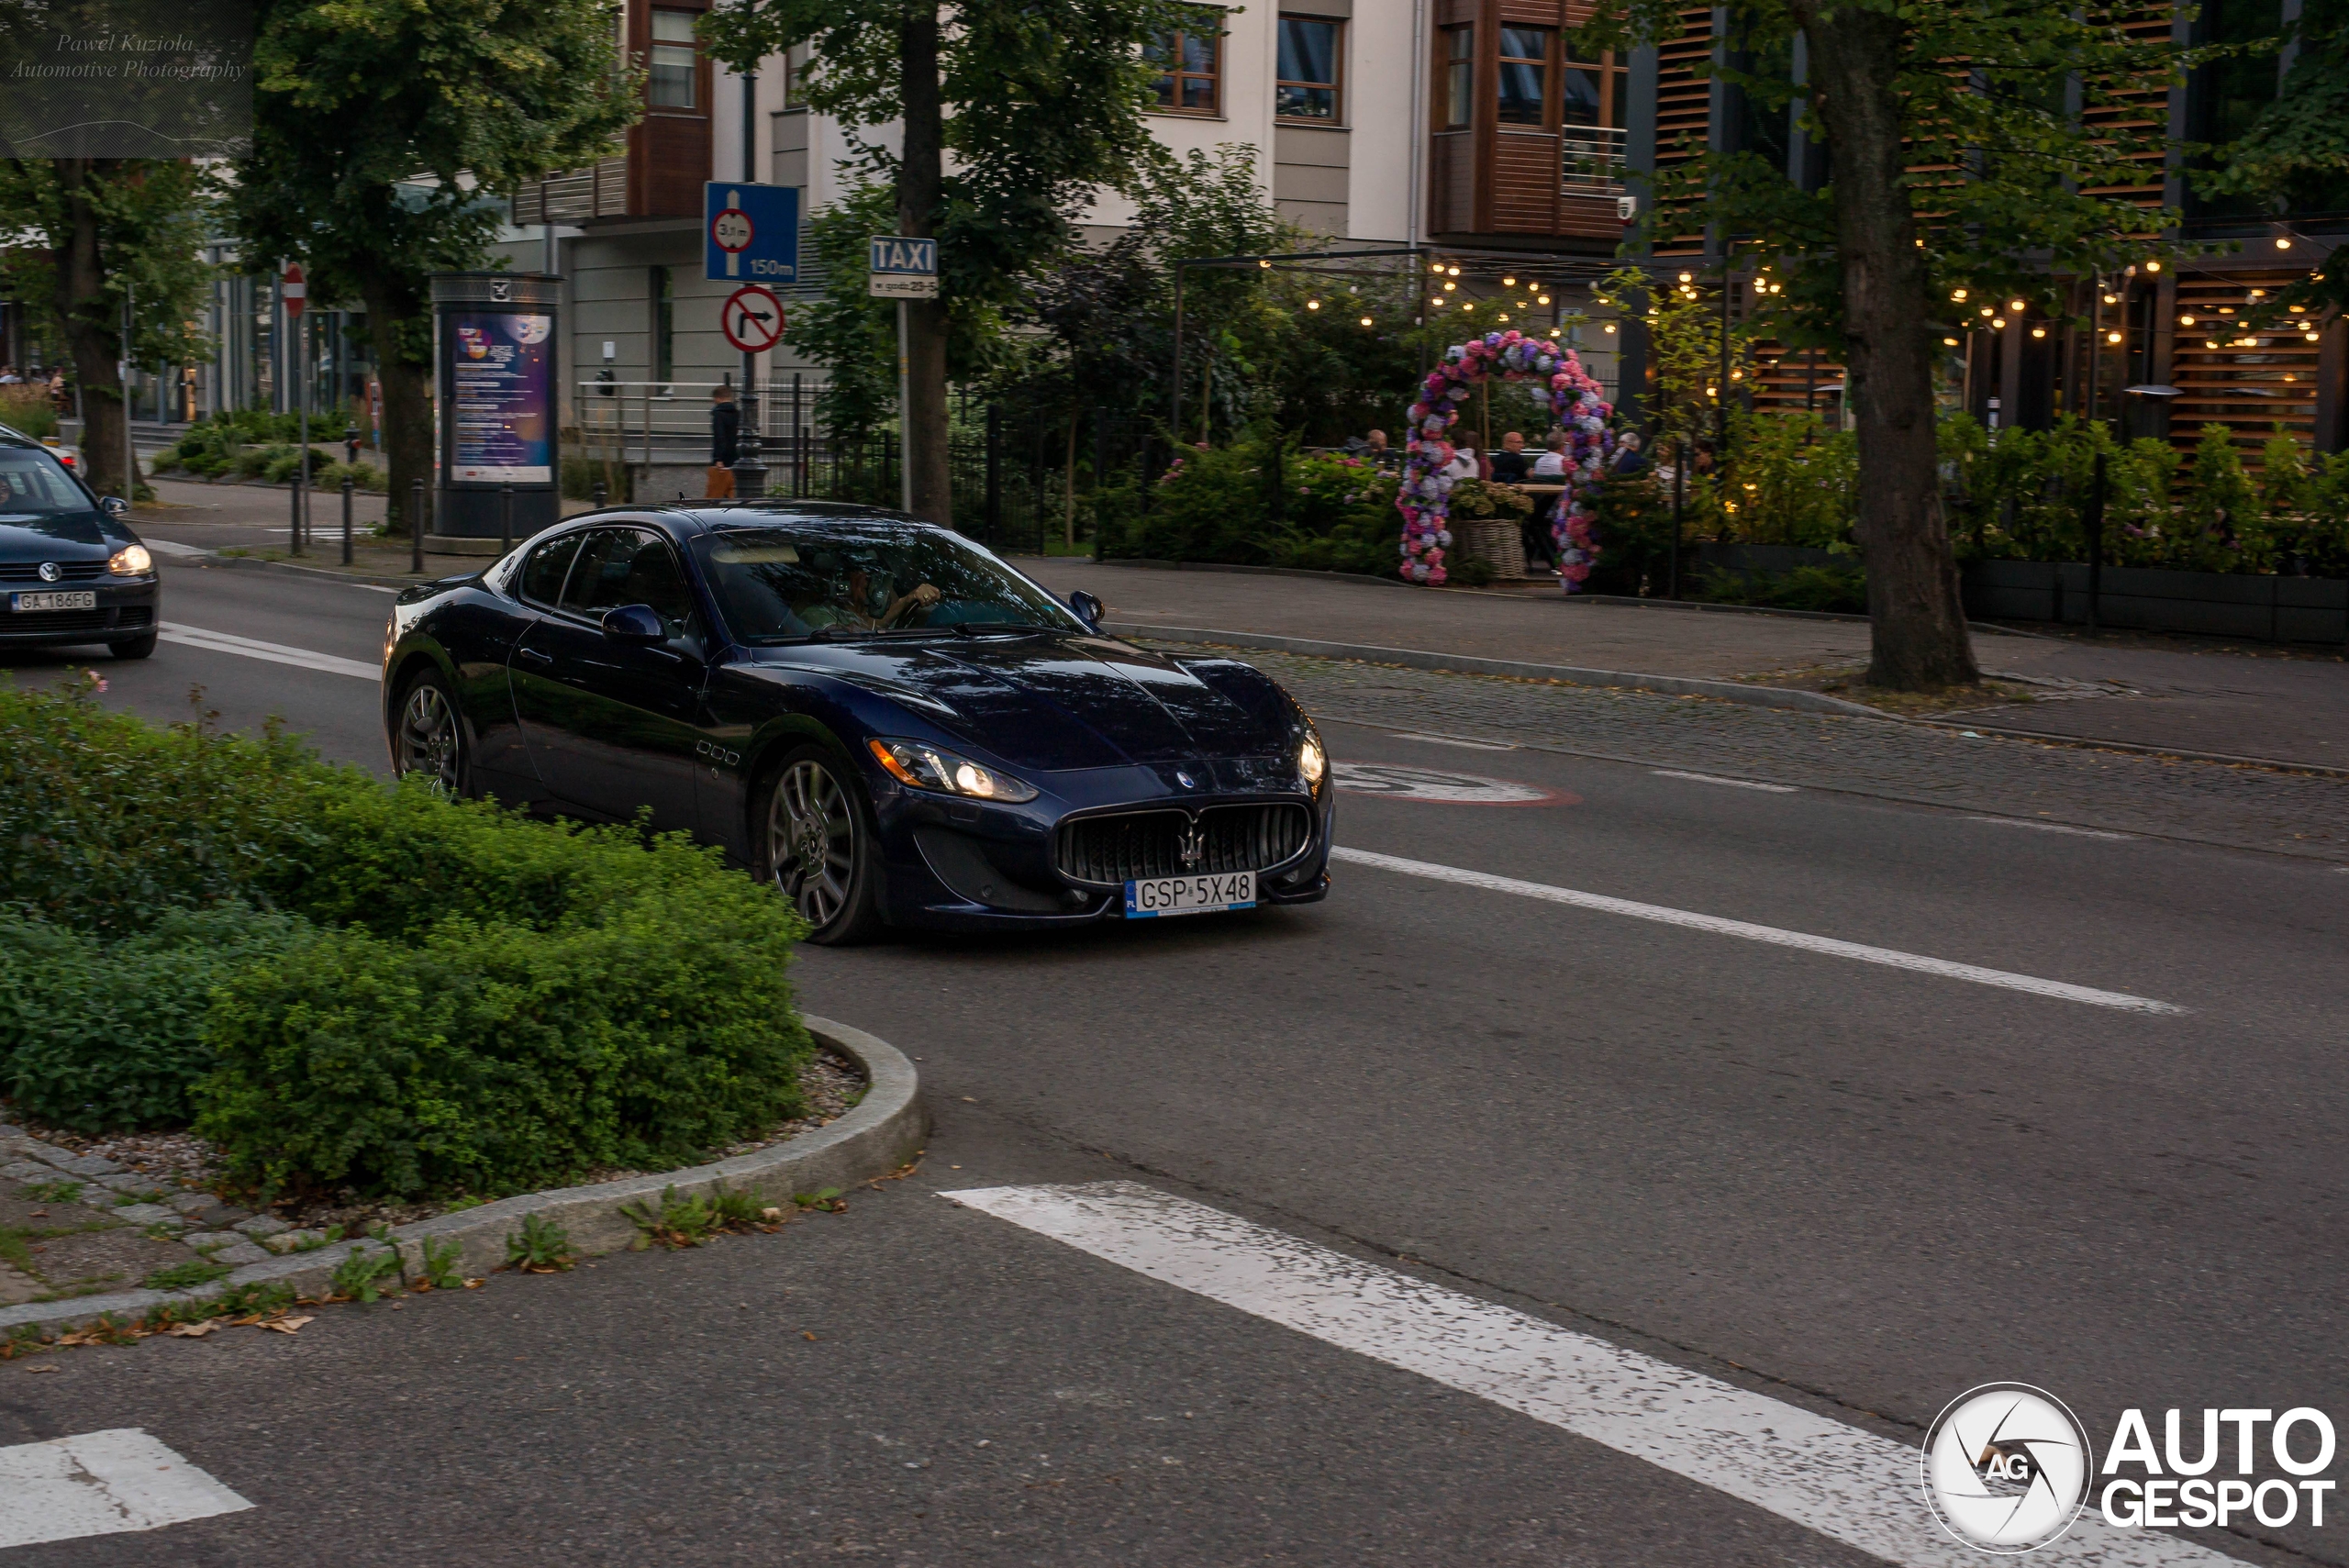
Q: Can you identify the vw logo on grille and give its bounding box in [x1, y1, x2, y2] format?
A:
[1174, 770, 1196, 789]
[37, 562, 61, 583]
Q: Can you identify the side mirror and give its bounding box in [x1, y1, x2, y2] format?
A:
[98, 495, 128, 518]
[600, 603, 666, 645]
[1067, 589, 1105, 630]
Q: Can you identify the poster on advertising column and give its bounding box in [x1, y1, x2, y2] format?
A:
[449, 311, 552, 484]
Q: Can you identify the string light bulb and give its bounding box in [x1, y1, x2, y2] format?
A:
[1306, 299, 1319, 310]
[2009, 298, 2027, 313]
[1952, 288, 1968, 300]
[1537, 294, 1551, 305]
[2277, 236, 2293, 250]
[2180, 315, 2196, 325]
[1679, 272, 1693, 284]
[1991, 317, 2007, 328]
[1943, 336, 1960, 346]
[2107, 330, 2123, 344]
[1360, 316, 1374, 327]
[2030, 327, 2046, 338]
[2145, 260, 2161, 272]
[1502, 275, 1516, 286]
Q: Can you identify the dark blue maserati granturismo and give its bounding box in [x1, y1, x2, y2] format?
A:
[380, 501, 1332, 942]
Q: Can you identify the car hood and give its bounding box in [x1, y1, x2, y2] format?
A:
[0, 516, 111, 560]
[755, 634, 1286, 770]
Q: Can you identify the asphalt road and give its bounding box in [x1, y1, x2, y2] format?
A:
[6, 552, 2345, 1567]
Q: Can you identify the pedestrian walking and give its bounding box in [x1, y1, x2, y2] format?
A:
[707, 384, 740, 498]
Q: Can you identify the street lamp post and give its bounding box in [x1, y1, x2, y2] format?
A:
[729, 66, 768, 500]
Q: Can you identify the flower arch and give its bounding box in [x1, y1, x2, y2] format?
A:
[1398, 330, 1616, 589]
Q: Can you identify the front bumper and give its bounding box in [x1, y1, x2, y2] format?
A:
[0, 577, 158, 646]
[870, 765, 1335, 932]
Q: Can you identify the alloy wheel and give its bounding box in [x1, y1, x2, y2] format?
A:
[396, 681, 462, 793]
[769, 758, 857, 928]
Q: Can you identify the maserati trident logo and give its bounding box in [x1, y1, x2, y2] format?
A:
[37, 562, 61, 583]
[1922, 1384, 2094, 1553]
[1176, 820, 1206, 872]
[1174, 769, 1196, 789]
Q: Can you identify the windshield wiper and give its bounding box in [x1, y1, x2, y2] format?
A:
[946, 621, 1071, 638]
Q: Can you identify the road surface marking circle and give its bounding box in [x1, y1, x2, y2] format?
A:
[1332, 762, 1549, 804]
[944, 1184, 2232, 1568]
[1329, 846, 2183, 1014]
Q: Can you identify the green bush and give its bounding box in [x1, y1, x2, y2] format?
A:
[0, 388, 60, 442]
[1103, 435, 1402, 577]
[195, 899, 809, 1198]
[0, 677, 815, 1197]
[1691, 562, 1869, 614]
[0, 905, 316, 1132]
[315, 460, 385, 493]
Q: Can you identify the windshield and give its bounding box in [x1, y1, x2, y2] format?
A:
[691, 523, 1086, 643]
[0, 446, 102, 540]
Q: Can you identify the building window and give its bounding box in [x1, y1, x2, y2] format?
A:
[651, 266, 674, 384]
[1277, 16, 1341, 121]
[1442, 27, 1473, 128]
[1149, 17, 1221, 115]
[649, 9, 698, 109]
[1498, 28, 1551, 127]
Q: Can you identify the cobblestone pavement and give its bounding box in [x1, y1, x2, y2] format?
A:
[1205, 646, 2349, 862]
[0, 1126, 294, 1308]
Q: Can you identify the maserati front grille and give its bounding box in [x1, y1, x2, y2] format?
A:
[1054, 803, 1311, 885]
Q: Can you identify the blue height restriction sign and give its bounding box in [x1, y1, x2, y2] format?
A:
[705, 183, 799, 284]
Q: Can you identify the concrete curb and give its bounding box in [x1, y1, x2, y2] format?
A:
[1108, 622, 1896, 720]
[0, 1016, 925, 1340]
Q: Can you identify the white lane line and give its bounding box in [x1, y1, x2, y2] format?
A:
[140, 538, 210, 557]
[0, 1429, 252, 1549]
[1652, 768, 1798, 793]
[1395, 731, 1520, 751]
[946, 1184, 2230, 1568]
[1330, 845, 2183, 1015]
[1967, 817, 2136, 841]
[159, 622, 381, 683]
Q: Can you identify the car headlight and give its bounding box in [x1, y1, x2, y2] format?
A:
[107, 544, 152, 576]
[868, 738, 1040, 803]
[1298, 734, 1326, 789]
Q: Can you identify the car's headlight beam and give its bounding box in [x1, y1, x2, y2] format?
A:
[106, 544, 152, 576]
[869, 738, 1040, 804]
[1298, 734, 1326, 789]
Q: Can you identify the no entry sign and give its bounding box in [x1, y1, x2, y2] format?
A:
[720, 284, 785, 354]
[281, 261, 306, 318]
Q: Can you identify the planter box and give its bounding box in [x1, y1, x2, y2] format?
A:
[1962, 560, 2348, 644]
[1694, 543, 1847, 580]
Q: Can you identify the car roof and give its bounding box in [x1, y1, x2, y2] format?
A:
[569, 501, 937, 539]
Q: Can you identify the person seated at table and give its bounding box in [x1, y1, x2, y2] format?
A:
[1530, 429, 1569, 479]
[1489, 430, 1531, 485]
[1610, 430, 1646, 477]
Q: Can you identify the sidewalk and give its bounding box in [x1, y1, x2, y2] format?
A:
[1019, 558, 2349, 773]
[128, 477, 603, 584]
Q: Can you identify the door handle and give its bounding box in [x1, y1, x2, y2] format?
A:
[518, 645, 553, 664]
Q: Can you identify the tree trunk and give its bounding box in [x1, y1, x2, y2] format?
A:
[51, 158, 132, 498]
[1791, 4, 1978, 689]
[359, 272, 434, 538]
[897, 5, 952, 527]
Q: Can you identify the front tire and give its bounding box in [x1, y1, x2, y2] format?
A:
[756, 744, 885, 945]
[108, 629, 158, 660]
[392, 668, 467, 795]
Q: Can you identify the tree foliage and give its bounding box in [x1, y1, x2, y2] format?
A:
[2201, 0, 2349, 317]
[228, 0, 638, 530]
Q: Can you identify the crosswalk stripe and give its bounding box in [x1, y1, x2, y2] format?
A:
[944, 1183, 2239, 1568]
[0, 1429, 252, 1549]
[1330, 845, 2182, 1014]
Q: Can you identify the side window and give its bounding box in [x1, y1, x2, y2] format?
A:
[519, 531, 584, 606]
[561, 528, 697, 636]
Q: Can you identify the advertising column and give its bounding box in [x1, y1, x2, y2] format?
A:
[429, 272, 561, 543]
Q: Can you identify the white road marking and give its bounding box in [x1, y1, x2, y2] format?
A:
[159, 622, 382, 682]
[1330, 846, 2183, 1015]
[1394, 731, 1520, 751]
[0, 1429, 252, 1549]
[1652, 768, 1798, 793]
[1966, 817, 2136, 841]
[1332, 762, 1548, 804]
[945, 1184, 2231, 1568]
[139, 538, 210, 557]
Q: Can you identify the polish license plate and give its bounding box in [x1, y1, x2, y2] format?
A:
[1124, 872, 1254, 918]
[9, 591, 95, 612]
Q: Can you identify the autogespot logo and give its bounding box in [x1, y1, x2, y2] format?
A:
[1921, 1384, 2095, 1553]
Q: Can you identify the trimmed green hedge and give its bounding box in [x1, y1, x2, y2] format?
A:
[0, 680, 812, 1199]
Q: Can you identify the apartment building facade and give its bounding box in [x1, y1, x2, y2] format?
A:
[497, 0, 2342, 456]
